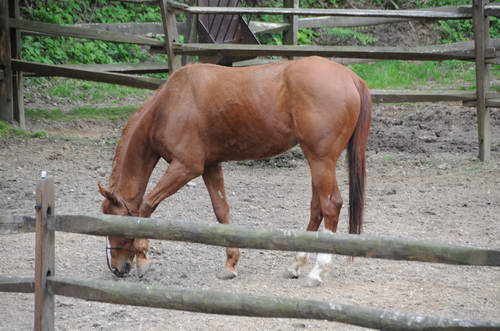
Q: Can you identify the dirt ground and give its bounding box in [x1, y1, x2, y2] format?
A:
[1, 93, 500, 330]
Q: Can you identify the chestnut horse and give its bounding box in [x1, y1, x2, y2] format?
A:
[98, 56, 372, 286]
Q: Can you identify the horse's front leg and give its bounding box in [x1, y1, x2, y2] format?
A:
[203, 163, 240, 280]
[136, 159, 203, 277]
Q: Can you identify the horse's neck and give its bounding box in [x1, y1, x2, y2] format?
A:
[109, 105, 157, 210]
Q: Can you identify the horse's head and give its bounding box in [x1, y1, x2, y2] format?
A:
[98, 184, 136, 277]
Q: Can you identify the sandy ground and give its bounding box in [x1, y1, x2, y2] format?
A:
[1, 100, 499, 330]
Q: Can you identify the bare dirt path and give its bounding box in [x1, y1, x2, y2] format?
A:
[1, 101, 499, 330]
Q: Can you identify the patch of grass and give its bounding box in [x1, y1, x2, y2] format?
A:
[464, 166, 481, 173]
[26, 106, 137, 121]
[42, 78, 152, 103]
[0, 121, 48, 138]
[350, 60, 478, 90]
[383, 154, 398, 161]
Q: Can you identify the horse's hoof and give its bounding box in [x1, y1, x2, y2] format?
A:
[136, 259, 152, 278]
[284, 266, 300, 279]
[304, 277, 322, 288]
[216, 269, 237, 280]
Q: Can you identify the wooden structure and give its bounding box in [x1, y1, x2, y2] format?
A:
[1, 178, 500, 330]
[0, 0, 498, 160]
[196, 0, 260, 64]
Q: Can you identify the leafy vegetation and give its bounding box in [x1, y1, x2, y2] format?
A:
[20, 0, 163, 64]
[416, 0, 499, 43]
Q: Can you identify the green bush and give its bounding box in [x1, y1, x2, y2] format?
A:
[20, 0, 162, 64]
[415, 0, 500, 43]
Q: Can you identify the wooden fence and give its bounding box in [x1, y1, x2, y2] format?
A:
[1, 177, 500, 330]
[0, 0, 499, 160]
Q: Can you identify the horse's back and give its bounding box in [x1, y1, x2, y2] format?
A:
[152, 57, 364, 163]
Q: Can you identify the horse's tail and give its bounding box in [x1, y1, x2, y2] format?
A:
[347, 78, 372, 235]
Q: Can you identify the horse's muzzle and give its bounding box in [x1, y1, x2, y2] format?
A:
[112, 261, 131, 277]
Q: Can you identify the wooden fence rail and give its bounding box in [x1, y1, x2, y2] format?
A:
[1, 275, 498, 330]
[9, 18, 164, 47]
[50, 214, 500, 267]
[177, 6, 472, 19]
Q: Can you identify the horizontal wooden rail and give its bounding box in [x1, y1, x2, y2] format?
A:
[28, 62, 169, 75]
[0, 215, 35, 234]
[50, 215, 500, 266]
[170, 43, 491, 61]
[176, 6, 472, 19]
[297, 6, 467, 29]
[49, 276, 500, 330]
[0, 276, 35, 293]
[12, 60, 163, 90]
[9, 18, 164, 47]
[483, 3, 500, 17]
[372, 90, 500, 103]
[464, 98, 500, 108]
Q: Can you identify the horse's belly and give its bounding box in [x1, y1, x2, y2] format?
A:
[210, 131, 297, 162]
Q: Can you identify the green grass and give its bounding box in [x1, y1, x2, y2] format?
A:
[26, 105, 138, 121]
[350, 60, 481, 90]
[0, 121, 48, 138]
[383, 154, 398, 161]
[50, 79, 151, 103]
[25, 78, 153, 103]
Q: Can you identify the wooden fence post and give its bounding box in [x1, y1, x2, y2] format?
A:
[283, 0, 298, 60]
[473, 0, 491, 161]
[9, 0, 24, 128]
[34, 176, 55, 331]
[159, 0, 182, 74]
[0, 0, 14, 123]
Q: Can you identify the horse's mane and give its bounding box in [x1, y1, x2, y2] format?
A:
[108, 96, 156, 191]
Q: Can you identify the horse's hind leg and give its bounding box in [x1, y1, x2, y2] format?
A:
[286, 188, 322, 278]
[305, 158, 343, 287]
[203, 163, 240, 280]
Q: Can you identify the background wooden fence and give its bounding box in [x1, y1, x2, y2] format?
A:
[1, 177, 500, 330]
[0, 0, 499, 160]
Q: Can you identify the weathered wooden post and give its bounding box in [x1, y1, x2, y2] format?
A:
[473, 0, 491, 161]
[34, 175, 55, 331]
[0, 0, 14, 123]
[159, 0, 182, 73]
[283, 0, 298, 60]
[183, 0, 198, 65]
[9, 0, 25, 128]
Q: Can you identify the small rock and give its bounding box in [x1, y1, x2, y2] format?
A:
[385, 188, 397, 195]
[292, 323, 307, 329]
[437, 163, 450, 170]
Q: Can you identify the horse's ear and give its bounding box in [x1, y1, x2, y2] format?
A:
[98, 183, 119, 205]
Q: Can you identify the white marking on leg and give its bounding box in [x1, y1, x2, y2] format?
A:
[307, 253, 333, 284]
[287, 252, 310, 278]
[218, 190, 224, 200]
